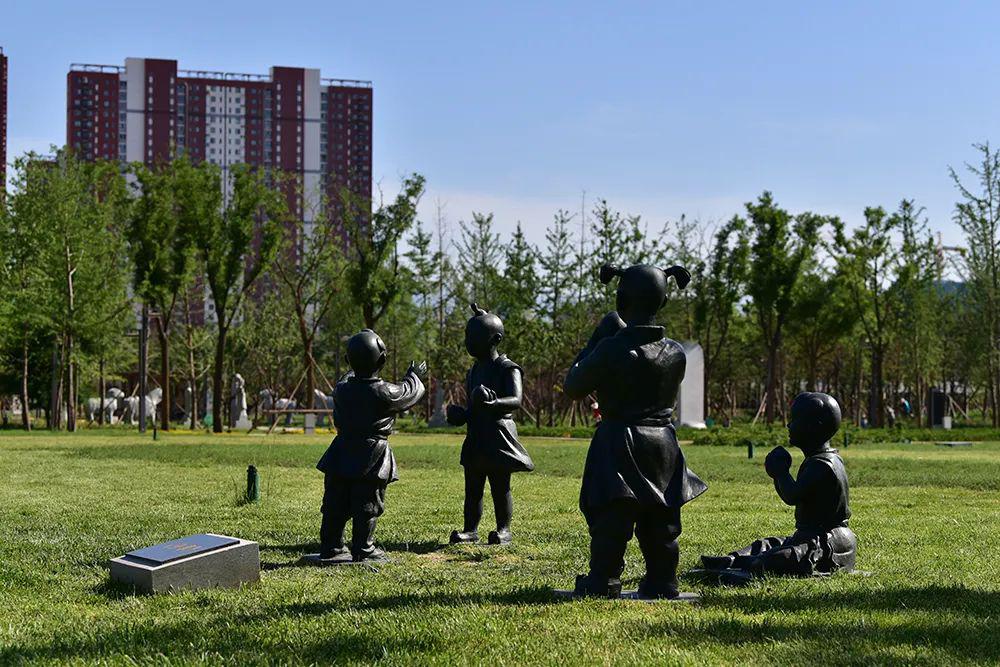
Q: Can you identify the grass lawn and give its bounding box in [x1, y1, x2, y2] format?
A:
[1, 429, 999, 665]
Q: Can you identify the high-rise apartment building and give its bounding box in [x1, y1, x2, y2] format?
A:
[1, 47, 8, 190]
[66, 57, 372, 227]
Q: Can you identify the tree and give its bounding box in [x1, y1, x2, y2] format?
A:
[833, 205, 909, 427]
[184, 161, 286, 433]
[692, 215, 750, 417]
[1, 155, 50, 429]
[950, 143, 1000, 426]
[455, 211, 503, 306]
[128, 161, 196, 430]
[16, 151, 131, 431]
[342, 174, 425, 329]
[746, 192, 823, 423]
[891, 200, 940, 424]
[271, 184, 348, 410]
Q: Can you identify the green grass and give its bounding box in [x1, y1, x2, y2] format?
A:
[1, 430, 999, 665]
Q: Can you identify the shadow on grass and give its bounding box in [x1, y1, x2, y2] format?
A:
[14, 584, 1000, 663]
[264, 540, 443, 557]
[5, 587, 552, 664]
[282, 585, 559, 615]
[640, 584, 1000, 663]
[0, 616, 444, 664]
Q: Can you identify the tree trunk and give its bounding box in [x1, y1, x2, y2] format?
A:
[20, 336, 31, 431]
[157, 319, 171, 431]
[49, 342, 63, 430]
[869, 345, 884, 428]
[763, 337, 780, 424]
[98, 357, 106, 426]
[66, 344, 77, 432]
[212, 324, 227, 433]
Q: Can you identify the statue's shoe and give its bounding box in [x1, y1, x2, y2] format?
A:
[636, 577, 680, 600]
[317, 547, 352, 563]
[449, 530, 479, 544]
[487, 528, 512, 545]
[353, 547, 389, 563]
[573, 573, 622, 599]
[700, 554, 735, 570]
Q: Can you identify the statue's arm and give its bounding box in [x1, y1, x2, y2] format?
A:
[773, 459, 826, 506]
[382, 370, 426, 413]
[565, 338, 611, 400]
[446, 369, 471, 425]
[481, 369, 523, 414]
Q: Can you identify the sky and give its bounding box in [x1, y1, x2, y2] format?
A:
[4, 1, 1000, 249]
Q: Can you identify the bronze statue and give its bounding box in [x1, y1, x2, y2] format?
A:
[700, 392, 856, 576]
[565, 264, 707, 599]
[447, 304, 534, 545]
[315, 329, 426, 563]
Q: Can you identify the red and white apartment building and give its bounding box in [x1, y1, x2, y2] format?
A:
[66, 57, 372, 238]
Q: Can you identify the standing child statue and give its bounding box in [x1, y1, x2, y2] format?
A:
[314, 329, 427, 563]
[447, 304, 534, 545]
[701, 392, 856, 576]
[564, 264, 707, 599]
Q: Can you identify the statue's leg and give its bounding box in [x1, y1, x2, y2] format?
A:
[743, 533, 822, 575]
[350, 482, 386, 560]
[730, 536, 788, 569]
[635, 505, 681, 597]
[320, 475, 350, 557]
[462, 468, 488, 533]
[587, 500, 636, 583]
[488, 472, 513, 532]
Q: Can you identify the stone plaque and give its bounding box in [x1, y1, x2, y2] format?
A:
[126, 534, 239, 565]
[109, 533, 259, 594]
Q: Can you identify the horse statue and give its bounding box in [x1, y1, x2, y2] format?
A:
[259, 389, 296, 426]
[85, 387, 126, 424]
[122, 388, 163, 427]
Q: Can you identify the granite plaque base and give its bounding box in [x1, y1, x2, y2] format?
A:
[109, 533, 259, 594]
[553, 589, 699, 603]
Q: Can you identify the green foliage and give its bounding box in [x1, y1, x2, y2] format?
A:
[340, 174, 424, 329]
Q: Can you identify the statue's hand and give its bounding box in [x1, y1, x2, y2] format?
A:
[593, 311, 627, 340]
[446, 404, 467, 426]
[471, 384, 496, 407]
[764, 446, 792, 478]
[409, 360, 428, 380]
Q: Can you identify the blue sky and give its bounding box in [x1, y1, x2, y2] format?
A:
[4, 1, 1000, 247]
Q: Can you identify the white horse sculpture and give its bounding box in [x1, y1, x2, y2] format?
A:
[259, 389, 296, 426]
[85, 387, 125, 424]
[122, 388, 163, 427]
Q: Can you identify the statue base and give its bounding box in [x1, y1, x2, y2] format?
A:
[553, 589, 699, 603]
[300, 552, 391, 567]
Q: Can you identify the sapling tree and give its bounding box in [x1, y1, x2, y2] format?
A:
[183, 161, 286, 433]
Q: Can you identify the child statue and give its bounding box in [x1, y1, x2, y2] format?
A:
[446, 303, 534, 545]
[315, 329, 427, 563]
[700, 392, 856, 575]
[565, 264, 707, 599]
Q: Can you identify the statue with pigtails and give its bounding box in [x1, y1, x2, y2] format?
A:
[446, 303, 534, 546]
[564, 263, 708, 599]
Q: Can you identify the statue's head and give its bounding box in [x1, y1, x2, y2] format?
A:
[465, 303, 504, 359]
[787, 392, 842, 451]
[599, 263, 691, 324]
[347, 329, 387, 378]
